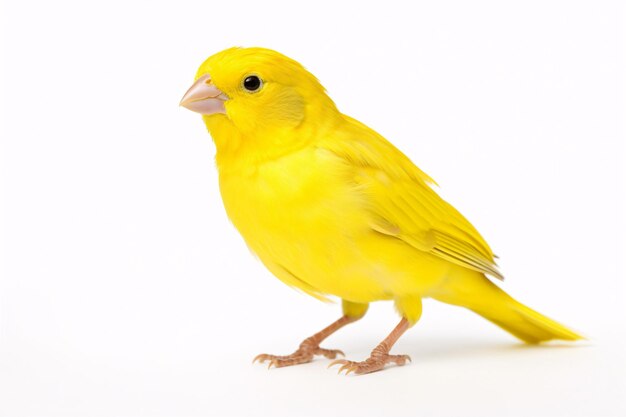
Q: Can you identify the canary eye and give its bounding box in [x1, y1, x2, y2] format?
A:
[243, 75, 262, 92]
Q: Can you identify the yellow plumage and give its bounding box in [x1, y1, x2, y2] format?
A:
[181, 47, 582, 373]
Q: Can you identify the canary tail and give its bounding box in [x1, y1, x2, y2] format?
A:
[431, 271, 584, 344]
[478, 298, 583, 344]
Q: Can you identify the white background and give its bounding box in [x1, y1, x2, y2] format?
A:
[1, 0, 625, 416]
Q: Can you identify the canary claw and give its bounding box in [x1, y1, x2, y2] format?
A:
[254, 345, 345, 369]
[327, 359, 349, 371]
[252, 354, 272, 364]
[327, 353, 411, 375]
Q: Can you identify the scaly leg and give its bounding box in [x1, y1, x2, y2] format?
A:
[329, 318, 411, 375]
[254, 300, 368, 369]
[329, 296, 421, 375]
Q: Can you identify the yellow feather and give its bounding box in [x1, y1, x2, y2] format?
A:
[188, 47, 582, 344]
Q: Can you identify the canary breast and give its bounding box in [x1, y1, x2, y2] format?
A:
[218, 144, 449, 303]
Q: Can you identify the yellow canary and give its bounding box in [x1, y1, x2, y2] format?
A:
[180, 47, 582, 374]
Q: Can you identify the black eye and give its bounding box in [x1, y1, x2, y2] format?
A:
[243, 75, 262, 92]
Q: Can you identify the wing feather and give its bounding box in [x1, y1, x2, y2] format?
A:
[321, 116, 503, 280]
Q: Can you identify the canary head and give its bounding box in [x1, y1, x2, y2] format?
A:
[180, 47, 338, 137]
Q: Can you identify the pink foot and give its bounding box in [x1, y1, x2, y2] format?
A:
[253, 338, 344, 369]
[328, 352, 411, 375]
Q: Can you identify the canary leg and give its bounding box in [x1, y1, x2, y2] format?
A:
[329, 318, 411, 375]
[253, 309, 364, 369]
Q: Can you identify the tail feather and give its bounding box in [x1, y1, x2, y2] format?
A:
[431, 270, 584, 344]
[481, 301, 584, 344]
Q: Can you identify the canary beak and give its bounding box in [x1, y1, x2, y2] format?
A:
[179, 74, 228, 115]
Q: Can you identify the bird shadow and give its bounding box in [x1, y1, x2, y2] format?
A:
[334, 334, 591, 365]
[407, 337, 591, 363]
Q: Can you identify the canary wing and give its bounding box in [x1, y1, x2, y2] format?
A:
[321, 115, 503, 280]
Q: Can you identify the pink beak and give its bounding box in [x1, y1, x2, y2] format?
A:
[180, 74, 228, 115]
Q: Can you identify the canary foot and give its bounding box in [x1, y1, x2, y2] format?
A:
[328, 350, 411, 375]
[253, 314, 360, 369]
[329, 317, 411, 375]
[254, 338, 344, 368]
